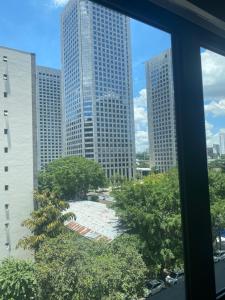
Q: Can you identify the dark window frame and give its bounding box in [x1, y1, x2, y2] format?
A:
[90, 1, 225, 299]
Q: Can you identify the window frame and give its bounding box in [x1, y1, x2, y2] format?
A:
[90, 1, 225, 299]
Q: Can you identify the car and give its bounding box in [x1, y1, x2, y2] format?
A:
[214, 250, 225, 262]
[165, 270, 184, 286]
[146, 279, 165, 296]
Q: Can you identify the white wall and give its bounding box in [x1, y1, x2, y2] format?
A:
[0, 47, 36, 259]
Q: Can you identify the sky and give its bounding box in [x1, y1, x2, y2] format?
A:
[1, 0, 224, 152]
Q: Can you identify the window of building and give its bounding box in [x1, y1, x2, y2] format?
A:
[3, 74, 8, 80]
[3, 92, 7, 97]
[3, 56, 7, 62]
[4, 166, 8, 172]
[4, 185, 9, 191]
[4, 147, 8, 153]
[4, 110, 8, 116]
[4, 129, 8, 134]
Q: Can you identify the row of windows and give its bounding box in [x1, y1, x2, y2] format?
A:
[2, 65, 9, 197]
[38, 73, 60, 78]
[3, 90, 9, 243]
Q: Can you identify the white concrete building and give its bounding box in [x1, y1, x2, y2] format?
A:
[61, 0, 135, 178]
[145, 49, 177, 172]
[36, 66, 62, 170]
[220, 133, 225, 155]
[0, 47, 36, 259]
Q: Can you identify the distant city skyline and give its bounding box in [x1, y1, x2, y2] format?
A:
[0, 0, 224, 152]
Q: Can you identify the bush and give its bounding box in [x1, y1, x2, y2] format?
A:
[0, 258, 38, 300]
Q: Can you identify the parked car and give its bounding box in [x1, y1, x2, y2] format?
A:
[165, 270, 184, 286]
[214, 250, 225, 262]
[146, 279, 165, 296]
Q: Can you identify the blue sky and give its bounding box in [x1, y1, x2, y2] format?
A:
[1, 0, 224, 152]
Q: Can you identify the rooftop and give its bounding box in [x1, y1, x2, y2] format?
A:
[65, 201, 121, 241]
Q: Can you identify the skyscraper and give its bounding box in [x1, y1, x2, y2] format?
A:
[145, 49, 177, 172]
[61, 0, 135, 178]
[220, 132, 225, 155]
[36, 66, 62, 170]
[0, 47, 36, 259]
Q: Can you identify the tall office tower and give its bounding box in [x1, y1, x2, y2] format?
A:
[61, 0, 135, 178]
[220, 133, 225, 155]
[0, 47, 36, 259]
[36, 66, 62, 170]
[213, 144, 220, 157]
[145, 49, 177, 172]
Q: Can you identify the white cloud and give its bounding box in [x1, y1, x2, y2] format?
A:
[204, 121, 225, 146]
[133, 89, 149, 152]
[134, 106, 148, 131]
[201, 50, 225, 100]
[52, 0, 69, 7]
[135, 131, 149, 153]
[205, 121, 214, 146]
[204, 99, 225, 116]
[133, 88, 147, 107]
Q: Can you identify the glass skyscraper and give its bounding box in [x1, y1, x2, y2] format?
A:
[220, 132, 225, 155]
[145, 49, 177, 172]
[36, 66, 62, 170]
[61, 0, 135, 178]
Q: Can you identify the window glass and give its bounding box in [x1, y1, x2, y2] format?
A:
[201, 48, 225, 292]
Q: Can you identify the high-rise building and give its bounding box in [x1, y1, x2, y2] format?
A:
[36, 66, 62, 170]
[207, 144, 220, 160]
[213, 144, 220, 157]
[0, 47, 36, 259]
[61, 0, 135, 178]
[145, 49, 177, 172]
[220, 133, 225, 155]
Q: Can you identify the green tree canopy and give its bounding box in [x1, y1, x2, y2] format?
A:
[18, 191, 75, 252]
[38, 156, 106, 200]
[209, 170, 225, 248]
[0, 259, 38, 300]
[208, 158, 225, 171]
[113, 170, 183, 277]
[113, 169, 225, 275]
[35, 232, 147, 300]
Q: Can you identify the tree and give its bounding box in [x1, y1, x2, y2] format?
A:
[18, 191, 75, 252]
[38, 156, 106, 200]
[208, 158, 225, 171]
[35, 232, 147, 300]
[136, 151, 150, 161]
[113, 169, 225, 275]
[0, 259, 38, 300]
[208, 170, 225, 249]
[110, 173, 127, 188]
[113, 170, 183, 277]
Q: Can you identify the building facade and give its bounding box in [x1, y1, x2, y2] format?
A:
[36, 66, 62, 170]
[220, 132, 225, 155]
[207, 144, 220, 160]
[61, 0, 135, 178]
[0, 47, 36, 259]
[145, 49, 177, 172]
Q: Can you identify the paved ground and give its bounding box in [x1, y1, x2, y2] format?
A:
[151, 260, 225, 299]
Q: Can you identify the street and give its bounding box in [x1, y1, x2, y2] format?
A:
[151, 260, 225, 299]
